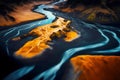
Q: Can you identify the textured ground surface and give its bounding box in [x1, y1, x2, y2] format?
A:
[70, 55, 120, 80]
[15, 17, 79, 58]
[0, 1, 51, 27]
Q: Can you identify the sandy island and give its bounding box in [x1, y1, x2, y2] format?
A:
[14, 17, 80, 58]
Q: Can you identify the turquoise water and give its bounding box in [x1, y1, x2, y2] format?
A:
[0, 0, 120, 80]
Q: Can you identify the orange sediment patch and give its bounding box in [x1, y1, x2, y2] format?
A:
[15, 17, 80, 58]
[70, 55, 120, 80]
[64, 31, 80, 42]
[15, 38, 50, 58]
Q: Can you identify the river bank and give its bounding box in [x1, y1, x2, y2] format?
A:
[0, 1, 52, 27]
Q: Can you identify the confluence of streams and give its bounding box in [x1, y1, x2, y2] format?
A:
[0, 0, 120, 80]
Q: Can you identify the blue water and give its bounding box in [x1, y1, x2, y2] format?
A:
[0, 0, 120, 80]
[0, 4, 55, 55]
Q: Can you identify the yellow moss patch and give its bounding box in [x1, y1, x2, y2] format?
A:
[87, 13, 96, 21]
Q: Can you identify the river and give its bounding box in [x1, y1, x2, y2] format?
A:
[0, 0, 120, 80]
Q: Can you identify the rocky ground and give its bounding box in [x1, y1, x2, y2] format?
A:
[54, 0, 120, 24]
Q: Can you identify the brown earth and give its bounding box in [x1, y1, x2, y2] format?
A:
[0, 1, 52, 27]
[54, 4, 119, 24]
[70, 55, 120, 80]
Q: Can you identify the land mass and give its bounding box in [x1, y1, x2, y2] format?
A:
[0, 1, 52, 27]
[54, 0, 120, 24]
[69, 55, 120, 80]
[14, 17, 80, 58]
